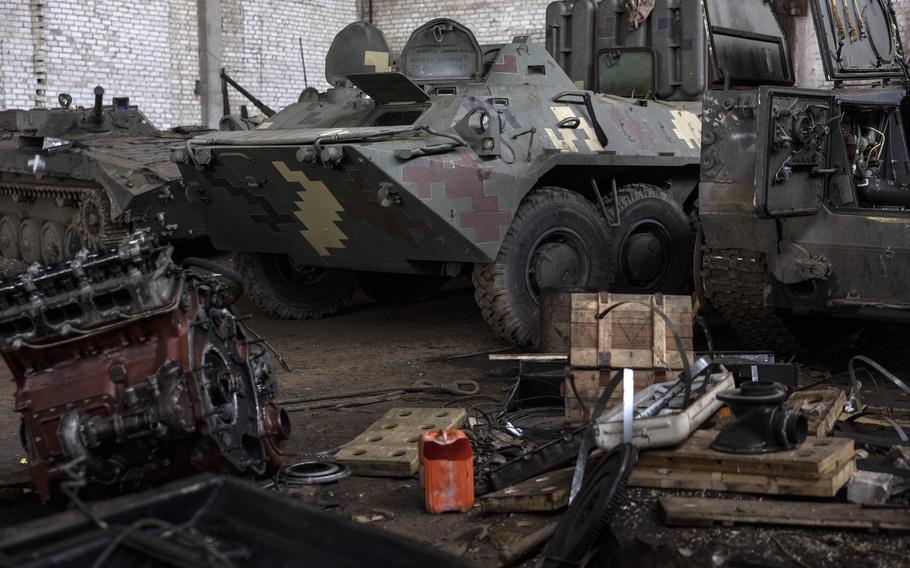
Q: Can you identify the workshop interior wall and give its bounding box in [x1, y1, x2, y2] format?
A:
[1, 0, 909, 127]
[0, 0, 357, 128]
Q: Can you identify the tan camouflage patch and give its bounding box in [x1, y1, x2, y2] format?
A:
[363, 50, 391, 73]
[273, 161, 347, 256]
[543, 127, 579, 153]
[551, 106, 604, 152]
[670, 110, 701, 150]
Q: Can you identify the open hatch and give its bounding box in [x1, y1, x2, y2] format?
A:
[399, 19, 483, 83]
[809, 0, 907, 82]
[703, 0, 794, 86]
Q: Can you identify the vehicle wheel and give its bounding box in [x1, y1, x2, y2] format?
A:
[40, 221, 66, 265]
[604, 184, 694, 294]
[236, 252, 356, 320]
[472, 187, 611, 345]
[358, 272, 446, 304]
[0, 216, 20, 260]
[19, 219, 42, 264]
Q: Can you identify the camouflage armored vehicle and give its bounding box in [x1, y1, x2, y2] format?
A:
[549, 0, 910, 351]
[697, 0, 910, 350]
[0, 87, 208, 268]
[174, 19, 702, 344]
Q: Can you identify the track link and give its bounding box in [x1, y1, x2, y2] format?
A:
[701, 248, 803, 355]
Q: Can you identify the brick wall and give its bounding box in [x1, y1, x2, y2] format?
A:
[361, 0, 551, 52]
[0, 0, 357, 128]
[221, 0, 357, 119]
[2, 0, 908, 127]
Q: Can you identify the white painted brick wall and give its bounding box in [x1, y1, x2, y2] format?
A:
[1, 0, 908, 125]
[221, 0, 358, 118]
[364, 0, 551, 52]
[0, 0, 357, 127]
[0, 1, 37, 111]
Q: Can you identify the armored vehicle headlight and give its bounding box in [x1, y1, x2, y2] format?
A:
[470, 110, 491, 134]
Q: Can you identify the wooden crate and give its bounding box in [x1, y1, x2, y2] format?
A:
[564, 368, 672, 425]
[569, 293, 694, 370]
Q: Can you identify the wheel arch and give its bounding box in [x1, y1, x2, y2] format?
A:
[529, 163, 700, 213]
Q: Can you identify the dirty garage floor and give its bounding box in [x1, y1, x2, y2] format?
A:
[0, 279, 908, 567]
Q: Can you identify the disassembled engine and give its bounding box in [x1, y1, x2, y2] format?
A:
[0, 233, 289, 500]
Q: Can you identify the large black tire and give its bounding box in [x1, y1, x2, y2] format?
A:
[358, 272, 446, 305]
[473, 187, 611, 345]
[236, 252, 356, 320]
[604, 184, 694, 294]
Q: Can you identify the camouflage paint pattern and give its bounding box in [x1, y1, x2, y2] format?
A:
[176, 19, 701, 274]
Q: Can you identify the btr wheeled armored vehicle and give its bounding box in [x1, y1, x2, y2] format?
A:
[0, 88, 208, 268]
[174, 19, 702, 344]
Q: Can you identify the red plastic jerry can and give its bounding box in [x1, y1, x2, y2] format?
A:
[419, 430, 474, 514]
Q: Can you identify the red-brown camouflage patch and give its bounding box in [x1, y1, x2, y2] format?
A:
[401, 149, 512, 243]
[491, 54, 518, 74]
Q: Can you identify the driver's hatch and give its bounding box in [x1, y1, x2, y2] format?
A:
[809, 0, 906, 81]
[703, 0, 794, 86]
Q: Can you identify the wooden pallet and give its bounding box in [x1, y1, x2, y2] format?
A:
[660, 496, 910, 532]
[335, 407, 467, 477]
[786, 388, 847, 437]
[481, 434, 855, 512]
[630, 461, 854, 498]
[569, 293, 693, 370]
[636, 431, 854, 479]
[479, 469, 572, 514]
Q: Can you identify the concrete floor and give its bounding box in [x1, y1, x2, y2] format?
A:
[0, 281, 908, 567]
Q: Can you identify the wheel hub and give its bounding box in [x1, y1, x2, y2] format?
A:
[620, 223, 671, 290]
[532, 242, 583, 290]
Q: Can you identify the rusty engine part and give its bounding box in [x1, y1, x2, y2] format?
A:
[710, 381, 807, 454]
[0, 233, 289, 501]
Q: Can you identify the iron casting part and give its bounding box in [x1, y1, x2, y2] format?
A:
[710, 381, 808, 454]
[1, 233, 287, 501]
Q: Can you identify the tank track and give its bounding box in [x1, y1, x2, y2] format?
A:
[0, 182, 128, 265]
[701, 248, 803, 355]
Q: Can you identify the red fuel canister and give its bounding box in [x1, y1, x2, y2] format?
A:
[419, 430, 474, 514]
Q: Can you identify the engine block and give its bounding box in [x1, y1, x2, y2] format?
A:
[0, 234, 289, 500]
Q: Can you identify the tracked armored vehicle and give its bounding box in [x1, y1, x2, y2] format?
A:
[175, 19, 702, 344]
[698, 0, 910, 351]
[0, 88, 208, 269]
[548, 0, 910, 352]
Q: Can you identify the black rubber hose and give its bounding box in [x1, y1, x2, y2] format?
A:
[181, 257, 244, 299]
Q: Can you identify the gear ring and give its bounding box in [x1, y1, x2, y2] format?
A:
[77, 189, 128, 251]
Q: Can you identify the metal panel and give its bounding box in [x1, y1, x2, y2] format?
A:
[808, 0, 906, 81]
[594, 0, 706, 101]
[704, 0, 794, 86]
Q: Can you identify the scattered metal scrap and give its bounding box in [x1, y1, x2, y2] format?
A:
[277, 380, 480, 412]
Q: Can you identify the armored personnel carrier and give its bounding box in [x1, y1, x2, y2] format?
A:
[0, 87, 208, 268]
[174, 20, 702, 344]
